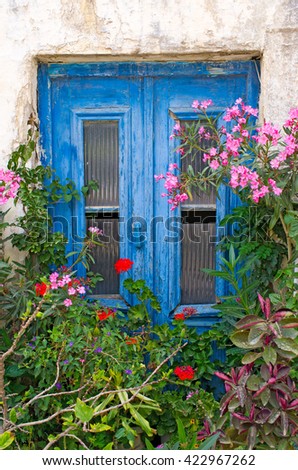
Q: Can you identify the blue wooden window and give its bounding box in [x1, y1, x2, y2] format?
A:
[38, 61, 260, 328]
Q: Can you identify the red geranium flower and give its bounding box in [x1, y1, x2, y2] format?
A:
[114, 258, 134, 274]
[174, 365, 195, 381]
[174, 313, 186, 321]
[35, 282, 48, 297]
[97, 308, 115, 321]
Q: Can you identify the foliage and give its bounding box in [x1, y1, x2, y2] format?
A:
[197, 295, 298, 449]
[218, 205, 287, 296]
[0, 262, 219, 449]
[6, 116, 98, 275]
[1, 102, 298, 452]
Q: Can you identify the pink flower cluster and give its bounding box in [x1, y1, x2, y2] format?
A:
[230, 165, 282, 203]
[253, 122, 280, 146]
[0, 169, 21, 205]
[285, 107, 298, 130]
[48, 271, 86, 307]
[192, 99, 213, 111]
[203, 148, 229, 169]
[88, 226, 103, 236]
[202, 99, 259, 168]
[170, 122, 183, 140]
[154, 163, 188, 211]
[223, 98, 258, 122]
[269, 109, 298, 169]
[157, 98, 297, 210]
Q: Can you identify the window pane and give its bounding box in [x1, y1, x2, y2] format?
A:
[180, 119, 217, 304]
[181, 120, 216, 207]
[84, 121, 120, 295]
[86, 217, 119, 295]
[181, 217, 216, 304]
[84, 121, 119, 207]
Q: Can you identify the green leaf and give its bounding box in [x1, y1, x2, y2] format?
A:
[247, 425, 257, 450]
[74, 398, 94, 423]
[263, 346, 277, 365]
[248, 327, 265, 346]
[176, 416, 187, 444]
[235, 315, 264, 330]
[121, 419, 138, 448]
[242, 352, 262, 364]
[103, 442, 114, 450]
[118, 391, 130, 411]
[231, 330, 259, 349]
[9, 408, 17, 424]
[145, 437, 155, 450]
[5, 365, 26, 377]
[94, 394, 115, 414]
[128, 405, 155, 437]
[269, 203, 280, 231]
[229, 245, 236, 267]
[0, 431, 14, 450]
[247, 375, 263, 391]
[198, 432, 221, 450]
[90, 423, 112, 433]
[259, 388, 270, 406]
[274, 338, 298, 355]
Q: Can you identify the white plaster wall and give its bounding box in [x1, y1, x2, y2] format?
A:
[0, 0, 297, 157]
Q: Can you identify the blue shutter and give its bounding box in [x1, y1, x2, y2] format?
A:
[38, 61, 260, 325]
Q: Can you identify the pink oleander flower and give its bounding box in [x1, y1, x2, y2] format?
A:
[62, 274, 71, 285]
[223, 99, 258, 122]
[226, 134, 243, 156]
[192, 99, 213, 111]
[219, 151, 229, 166]
[154, 174, 165, 181]
[284, 134, 298, 156]
[284, 107, 298, 128]
[209, 147, 217, 157]
[0, 169, 21, 205]
[64, 298, 72, 307]
[88, 226, 103, 235]
[209, 160, 220, 170]
[169, 163, 179, 171]
[49, 272, 59, 283]
[254, 122, 280, 146]
[268, 178, 283, 196]
[68, 287, 76, 296]
[77, 285, 86, 295]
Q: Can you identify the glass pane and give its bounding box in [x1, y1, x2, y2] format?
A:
[181, 120, 216, 207]
[86, 217, 119, 295]
[84, 121, 119, 207]
[181, 218, 216, 304]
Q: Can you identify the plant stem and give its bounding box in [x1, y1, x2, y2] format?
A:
[0, 357, 8, 431]
[279, 211, 293, 263]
